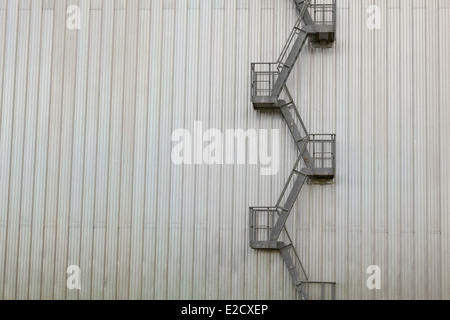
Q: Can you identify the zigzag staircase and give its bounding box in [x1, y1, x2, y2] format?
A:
[250, 0, 337, 300]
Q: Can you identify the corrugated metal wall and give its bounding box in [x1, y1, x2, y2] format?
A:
[0, 0, 449, 300]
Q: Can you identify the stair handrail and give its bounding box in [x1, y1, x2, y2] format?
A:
[281, 226, 309, 281]
[284, 85, 309, 137]
[275, 139, 309, 208]
[276, 0, 311, 69]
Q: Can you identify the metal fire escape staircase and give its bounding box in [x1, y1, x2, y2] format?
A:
[249, 0, 336, 300]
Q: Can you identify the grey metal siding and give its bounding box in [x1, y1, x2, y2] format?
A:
[0, 0, 449, 300]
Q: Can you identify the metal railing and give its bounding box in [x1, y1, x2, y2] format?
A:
[249, 207, 279, 243]
[249, 207, 309, 279]
[283, 86, 309, 138]
[308, 134, 336, 170]
[277, 17, 304, 71]
[249, 206, 336, 300]
[300, 281, 336, 300]
[251, 63, 278, 98]
[311, 0, 336, 31]
[283, 241, 309, 282]
[251, 1, 312, 101]
[278, 0, 312, 68]
[275, 150, 307, 208]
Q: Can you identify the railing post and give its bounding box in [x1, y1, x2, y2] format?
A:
[312, 135, 316, 168]
[251, 64, 255, 99]
[269, 63, 272, 96]
[249, 208, 253, 245]
[331, 135, 336, 170]
[321, 283, 325, 300]
[333, 0, 336, 29]
[332, 283, 336, 300]
[322, 137, 325, 168]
